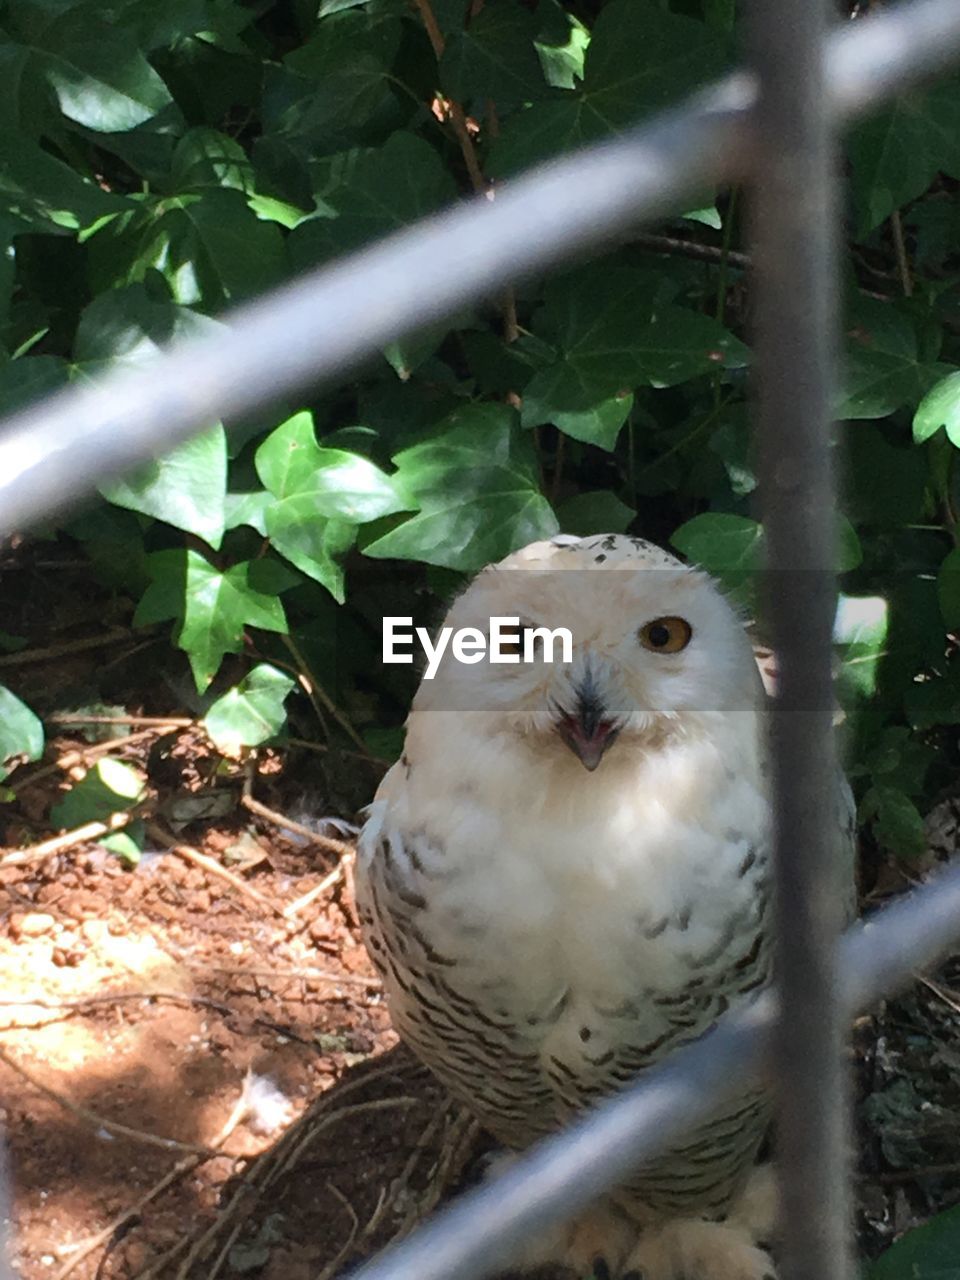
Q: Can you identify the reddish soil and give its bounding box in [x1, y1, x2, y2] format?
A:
[0, 777, 473, 1280]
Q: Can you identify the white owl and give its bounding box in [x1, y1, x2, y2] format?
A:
[357, 534, 854, 1280]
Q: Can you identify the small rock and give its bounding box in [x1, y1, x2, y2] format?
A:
[308, 918, 332, 944]
[208, 1024, 234, 1051]
[80, 919, 108, 944]
[10, 912, 56, 939]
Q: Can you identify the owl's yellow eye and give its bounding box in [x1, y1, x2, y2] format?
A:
[638, 616, 692, 653]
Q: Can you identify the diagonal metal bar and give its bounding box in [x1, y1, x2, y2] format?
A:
[0, 0, 960, 537]
[347, 858, 960, 1280]
[749, 1, 850, 1279]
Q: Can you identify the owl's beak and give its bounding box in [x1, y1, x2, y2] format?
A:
[556, 674, 620, 770]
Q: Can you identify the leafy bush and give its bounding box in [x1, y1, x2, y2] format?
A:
[1, 0, 960, 872]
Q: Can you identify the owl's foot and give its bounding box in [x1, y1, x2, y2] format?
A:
[620, 1217, 776, 1280]
[616, 1164, 779, 1280]
[726, 1163, 777, 1247]
[505, 1201, 638, 1278]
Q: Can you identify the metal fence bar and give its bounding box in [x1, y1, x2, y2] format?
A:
[750, 2, 850, 1279]
[349, 859, 960, 1280]
[1, 4, 960, 1278]
[1, 0, 960, 538]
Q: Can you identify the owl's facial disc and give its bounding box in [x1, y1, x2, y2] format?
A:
[554, 670, 621, 771]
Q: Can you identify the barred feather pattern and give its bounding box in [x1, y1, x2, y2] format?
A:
[360, 806, 774, 1218]
[356, 533, 854, 1228]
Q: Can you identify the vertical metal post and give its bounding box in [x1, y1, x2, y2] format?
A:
[747, 4, 852, 1280]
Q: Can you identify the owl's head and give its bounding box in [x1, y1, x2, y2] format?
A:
[412, 534, 763, 771]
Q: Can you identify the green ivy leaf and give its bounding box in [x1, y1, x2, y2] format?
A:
[522, 261, 746, 446]
[861, 784, 926, 860]
[535, 0, 589, 90]
[937, 546, 960, 630]
[840, 297, 948, 420]
[0, 686, 43, 781]
[288, 132, 457, 269]
[50, 757, 145, 829]
[364, 403, 558, 570]
[0, 132, 128, 232]
[672, 513, 861, 576]
[73, 286, 228, 545]
[834, 594, 888, 702]
[256, 411, 404, 598]
[265, 8, 405, 151]
[0, 356, 70, 417]
[869, 1204, 960, 1278]
[709, 407, 756, 497]
[171, 127, 255, 193]
[914, 369, 960, 446]
[441, 2, 546, 109]
[88, 189, 286, 308]
[490, 0, 727, 174]
[203, 663, 297, 753]
[556, 490, 636, 536]
[73, 281, 220, 369]
[848, 74, 960, 235]
[524, 377, 634, 449]
[263, 513, 356, 602]
[134, 549, 289, 692]
[224, 490, 272, 536]
[671, 513, 764, 573]
[6, 8, 176, 133]
[256, 411, 406, 522]
[100, 427, 228, 549]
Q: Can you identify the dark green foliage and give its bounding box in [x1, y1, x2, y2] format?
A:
[1, 0, 960, 881]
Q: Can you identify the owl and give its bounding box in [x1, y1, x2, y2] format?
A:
[356, 534, 854, 1280]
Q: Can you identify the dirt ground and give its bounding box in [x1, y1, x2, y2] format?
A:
[1, 575, 960, 1278]
[0, 782, 477, 1280]
[5, 745, 960, 1280]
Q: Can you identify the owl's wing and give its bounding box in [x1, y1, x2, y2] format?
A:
[356, 813, 559, 1147]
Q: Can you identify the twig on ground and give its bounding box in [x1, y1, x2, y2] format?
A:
[917, 972, 960, 1017]
[146, 822, 286, 919]
[48, 714, 194, 729]
[0, 988, 234, 1029]
[16, 726, 167, 789]
[316, 1180, 362, 1280]
[188, 963, 379, 990]
[347, 1098, 478, 1268]
[286, 735, 390, 767]
[0, 1042, 217, 1157]
[240, 788, 356, 861]
[0, 629, 133, 667]
[131, 1061, 428, 1277]
[164, 1094, 419, 1280]
[357, 1104, 450, 1248]
[283, 863, 346, 918]
[54, 1077, 251, 1280]
[1, 810, 136, 867]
